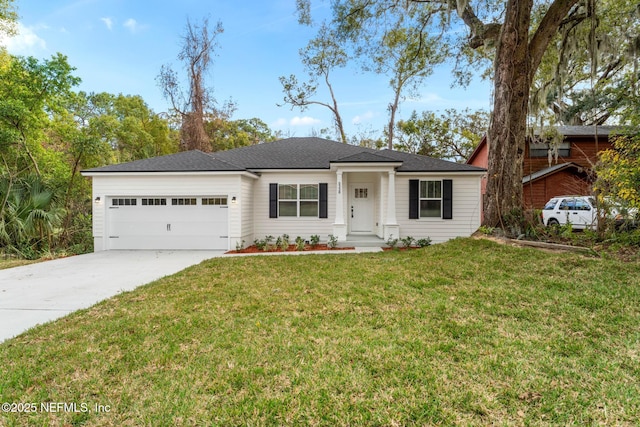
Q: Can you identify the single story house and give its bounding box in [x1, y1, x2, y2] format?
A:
[81, 137, 486, 251]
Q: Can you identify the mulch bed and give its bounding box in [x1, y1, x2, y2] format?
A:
[226, 244, 354, 254]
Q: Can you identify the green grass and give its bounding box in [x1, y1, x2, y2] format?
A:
[1, 238, 639, 426]
[0, 258, 38, 270]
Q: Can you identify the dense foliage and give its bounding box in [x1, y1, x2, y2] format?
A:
[0, 53, 178, 257]
[596, 128, 640, 210]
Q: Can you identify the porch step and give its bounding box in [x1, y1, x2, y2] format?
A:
[340, 235, 385, 248]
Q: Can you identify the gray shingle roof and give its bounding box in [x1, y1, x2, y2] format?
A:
[83, 137, 486, 174]
[333, 151, 401, 163]
[552, 125, 620, 137]
[522, 162, 586, 184]
[82, 150, 245, 173]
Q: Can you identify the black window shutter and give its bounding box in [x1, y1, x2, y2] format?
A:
[443, 179, 453, 219]
[269, 183, 278, 218]
[319, 183, 328, 218]
[409, 179, 419, 219]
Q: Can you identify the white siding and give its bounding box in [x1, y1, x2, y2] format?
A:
[252, 171, 336, 242]
[235, 175, 255, 249]
[91, 174, 246, 251]
[395, 174, 482, 243]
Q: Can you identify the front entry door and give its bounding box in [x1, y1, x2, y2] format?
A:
[350, 183, 374, 232]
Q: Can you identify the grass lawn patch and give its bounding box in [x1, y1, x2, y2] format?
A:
[1, 238, 639, 425]
[0, 258, 39, 270]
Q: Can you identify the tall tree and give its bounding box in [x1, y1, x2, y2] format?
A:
[376, 26, 445, 149]
[0, 54, 80, 176]
[158, 18, 224, 152]
[279, 23, 349, 142]
[301, 0, 587, 229]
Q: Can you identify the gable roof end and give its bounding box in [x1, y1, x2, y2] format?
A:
[332, 151, 400, 163]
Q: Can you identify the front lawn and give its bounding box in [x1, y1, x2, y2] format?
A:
[1, 238, 638, 425]
[0, 257, 38, 270]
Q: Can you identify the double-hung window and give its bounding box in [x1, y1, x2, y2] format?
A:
[420, 181, 442, 218]
[409, 179, 453, 220]
[270, 183, 327, 218]
[278, 184, 319, 217]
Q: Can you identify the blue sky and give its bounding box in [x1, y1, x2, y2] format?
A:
[3, 0, 491, 140]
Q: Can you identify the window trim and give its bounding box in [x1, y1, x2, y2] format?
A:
[409, 179, 453, 220]
[529, 142, 571, 158]
[269, 183, 328, 219]
[278, 183, 319, 218]
[419, 180, 443, 219]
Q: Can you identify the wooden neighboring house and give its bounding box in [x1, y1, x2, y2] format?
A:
[467, 126, 617, 213]
[81, 137, 486, 251]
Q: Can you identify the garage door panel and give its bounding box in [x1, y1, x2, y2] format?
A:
[109, 235, 227, 250]
[107, 198, 229, 250]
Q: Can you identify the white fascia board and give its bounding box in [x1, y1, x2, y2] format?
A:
[248, 169, 330, 174]
[398, 171, 487, 177]
[80, 171, 259, 179]
[329, 163, 403, 172]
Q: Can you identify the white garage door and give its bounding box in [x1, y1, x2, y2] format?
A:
[107, 196, 229, 250]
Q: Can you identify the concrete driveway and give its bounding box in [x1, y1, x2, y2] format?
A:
[0, 250, 223, 343]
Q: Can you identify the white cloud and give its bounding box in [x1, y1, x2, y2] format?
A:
[123, 18, 145, 33]
[100, 17, 113, 30]
[290, 116, 321, 126]
[0, 22, 46, 55]
[417, 92, 446, 103]
[352, 110, 377, 125]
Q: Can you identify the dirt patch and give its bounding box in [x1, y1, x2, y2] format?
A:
[473, 233, 596, 255]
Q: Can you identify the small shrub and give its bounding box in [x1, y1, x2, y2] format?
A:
[386, 235, 399, 249]
[415, 237, 432, 248]
[560, 223, 574, 239]
[295, 236, 305, 251]
[235, 240, 245, 251]
[400, 236, 414, 248]
[478, 225, 495, 235]
[254, 238, 267, 251]
[277, 234, 290, 251]
[310, 234, 320, 248]
[264, 235, 274, 251]
[327, 234, 338, 249]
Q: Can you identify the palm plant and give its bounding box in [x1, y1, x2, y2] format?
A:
[0, 175, 64, 258]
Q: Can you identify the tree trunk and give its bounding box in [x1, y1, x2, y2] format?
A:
[325, 73, 347, 143]
[181, 112, 210, 152]
[483, 0, 581, 229]
[387, 89, 401, 150]
[483, 0, 533, 228]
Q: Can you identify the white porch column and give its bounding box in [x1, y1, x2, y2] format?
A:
[333, 170, 347, 240]
[384, 170, 400, 240]
[387, 170, 397, 224]
[379, 173, 387, 236]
